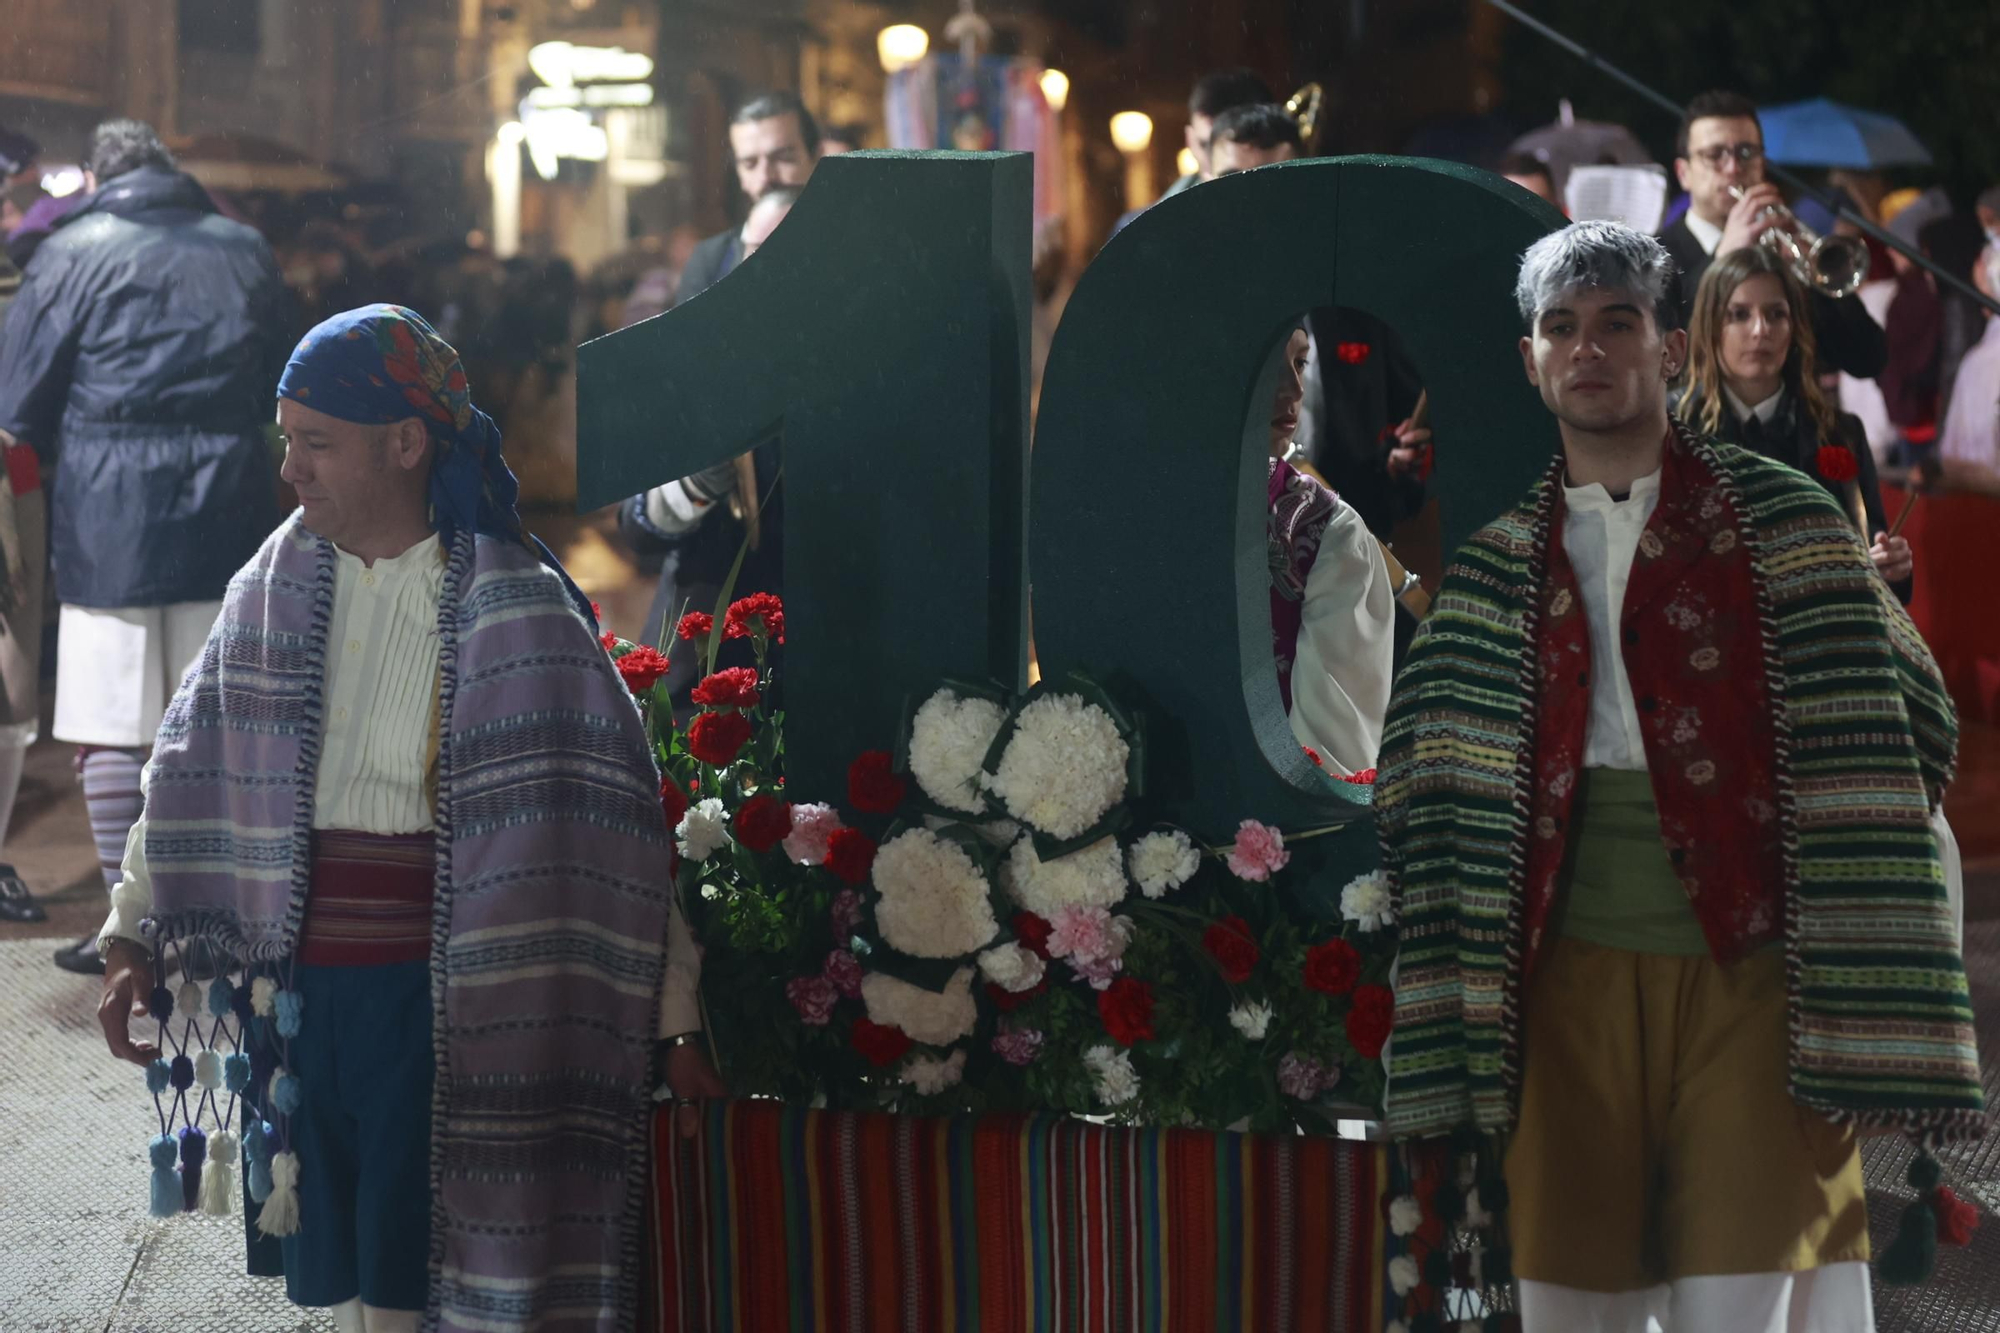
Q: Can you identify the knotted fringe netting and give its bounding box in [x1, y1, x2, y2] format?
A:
[142, 934, 303, 1237]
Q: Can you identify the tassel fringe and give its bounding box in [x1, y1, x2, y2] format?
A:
[255, 1150, 301, 1238]
[148, 1134, 179, 1218]
[1880, 1152, 1944, 1285]
[199, 1130, 239, 1217]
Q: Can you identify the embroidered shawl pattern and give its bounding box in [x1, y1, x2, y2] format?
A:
[1268, 457, 1336, 709]
[144, 515, 672, 1332]
[1375, 428, 1983, 1143]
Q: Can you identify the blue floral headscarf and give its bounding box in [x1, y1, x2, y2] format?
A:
[277, 304, 594, 623]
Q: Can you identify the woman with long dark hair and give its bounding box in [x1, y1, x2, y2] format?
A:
[1678, 246, 1912, 600]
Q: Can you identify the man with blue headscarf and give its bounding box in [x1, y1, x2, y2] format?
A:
[93, 305, 717, 1333]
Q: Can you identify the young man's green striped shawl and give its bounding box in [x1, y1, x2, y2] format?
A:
[1374, 429, 1983, 1144]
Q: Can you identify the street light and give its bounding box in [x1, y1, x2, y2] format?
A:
[877, 24, 929, 74]
[1176, 147, 1198, 178]
[1108, 111, 1153, 154]
[1039, 68, 1069, 113]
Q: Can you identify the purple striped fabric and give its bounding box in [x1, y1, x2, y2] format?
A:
[145, 515, 673, 1331]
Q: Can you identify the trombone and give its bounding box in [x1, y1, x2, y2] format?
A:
[1727, 184, 1871, 299]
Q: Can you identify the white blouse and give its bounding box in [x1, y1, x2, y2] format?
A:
[100, 532, 702, 1036]
[1286, 497, 1396, 776]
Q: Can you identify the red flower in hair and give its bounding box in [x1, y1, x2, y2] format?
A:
[850, 1018, 912, 1067]
[1333, 341, 1372, 365]
[1816, 444, 1859, 483]
[677, 611, 714, 641]
[1097, 976, 1156, 1046]
[686, 710, 752, 766]
[847, 750, 906, 814]
[724, 592, 785, 644]
[733, 794, 793, 853]
[691, 667, 761, 709]
[1201, 915, 1261, 984]
[615, 645, 671, 693]
[823, 828, 877, 885]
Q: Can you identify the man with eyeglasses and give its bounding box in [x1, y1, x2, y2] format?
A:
[1661, 90, 1886, 379]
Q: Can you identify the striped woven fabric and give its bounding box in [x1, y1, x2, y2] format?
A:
[1376, 427, 1984, 1141]
[650, 1100, 1388, 1332]
[295, 829, 435, 965]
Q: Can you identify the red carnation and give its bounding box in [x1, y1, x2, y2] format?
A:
[1097, 976, 1156, 1046]
[987, 979, 1048, 1012]
[677, 611, 714, 641]
[1303, 937, 1362, 997]
[691, 667, 761, 709]
[850, 1017, 912, 1067]
[1202, 915, 1261, 984]
[1346, 983, 1395, 1060]
[734, 793, 793, 853]
[847, 750, 906, 814]
[823, 827, 877, 885]
[686, 710, 752, 766]
[1816, 444, 1859, 483]
[660, 775, 689, 833]
[1341, 768, 1377, 785]
[1933, 1186, 1981, 1247]
[724, 591, 785, 645]
[615, 644, 672, 694]
[1012, 911, 1054, 959]
[600, 631, 620, 653]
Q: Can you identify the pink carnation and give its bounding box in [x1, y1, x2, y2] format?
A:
[1277, 1051, 1335, 1100]
[784, 802, 844, 866]
[785, 974, 839, 1026]
[823, 948, 863, 999]
[1047, 905, 1134, 991]
[992, 1028, 1045, 1066]
[829, 889, 864, 943]
[1226, 819, 1290, 882]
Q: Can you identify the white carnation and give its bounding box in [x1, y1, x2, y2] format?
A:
[871, 829, 1000, 959]
[1081, 1043, 1139, 1107]
[977, 941, 1046, 993]
[1388, 1254, 1420, 1296]
[677, 798, 729, 862]
[1127, 830, 1201, 899]
[899, 1048, 967, 1096]
[1004, 836, 1126, 916]
[1226, 1000, 1272, 1040]
[979, 693, 1129, 839]
[861, 967, 978, 1046]
[1388, 1193, 1423, 1237]
[907, 689, 1007, 814]
[1339, 870, 1395, 932]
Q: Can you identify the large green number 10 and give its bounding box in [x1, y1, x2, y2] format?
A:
[576, 150, 1556, 857]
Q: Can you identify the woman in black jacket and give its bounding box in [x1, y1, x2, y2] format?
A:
[1677, 245, 1912, 603]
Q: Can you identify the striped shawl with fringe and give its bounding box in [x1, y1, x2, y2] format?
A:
[144, 514, 672, 1332]
[1375, 427, 1984, 1145]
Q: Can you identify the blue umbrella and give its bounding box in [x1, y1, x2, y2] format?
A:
[1756, 98, 1931, 169]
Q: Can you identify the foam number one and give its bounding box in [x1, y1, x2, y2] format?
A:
[577, 151, 1556, 847]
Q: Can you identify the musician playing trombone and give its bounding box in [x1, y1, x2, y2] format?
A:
[1660, 91, 1888, 381]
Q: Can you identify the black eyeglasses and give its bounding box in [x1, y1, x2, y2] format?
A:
[1690, 143, 1763, 168]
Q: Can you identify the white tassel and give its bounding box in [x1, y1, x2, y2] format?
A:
[256, 1150, 301, 1237]
[200, 1130, 238, 1217]
[175, 980, 204, 1020]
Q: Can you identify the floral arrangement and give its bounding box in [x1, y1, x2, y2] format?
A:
[607, 594, 1396, 1133]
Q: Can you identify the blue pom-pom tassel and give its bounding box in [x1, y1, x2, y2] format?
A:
[207, 977, 234, 1019]
[145, 1059, 171, 1095]
[245, 1120, 274, 1203]
[168, 1054, 194, 1091]
[224, 1052, 251, 1094]
[148, 1134, 180, 1217]
[178, 1126, 207, 1213]
[149, 985, 173, 1024]
[273, 990, 304, 1039]
[270, 1071, 302, 1116]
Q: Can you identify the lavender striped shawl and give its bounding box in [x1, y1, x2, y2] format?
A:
[146, 515, 671, 1332]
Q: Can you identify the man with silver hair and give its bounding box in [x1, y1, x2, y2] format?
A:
[1376, 220, 1980, 1329]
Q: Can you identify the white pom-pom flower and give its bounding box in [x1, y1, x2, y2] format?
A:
[898, 1048, 967, 1096]
[907, 689, 1008, 814]
[1127, 829, 1201, 899]
[1082, 1043, 1140, 1107]
[860, 967, 979, 1046]
[677, 798, 729, 862]
[1339, 870, 1395, 932]
[871, 829, 1000, 959]
[979, 693, 1129, 839]
[1226, 1000, 1272, 1040]
[977, 941, 1046, 993]
[1004, 836, 1126, 916]
[1388, 1194, 1423, 1237]
[1388, 1254, 1420, 1296]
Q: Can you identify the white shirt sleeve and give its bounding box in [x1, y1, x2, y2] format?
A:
[1286, 499, 1396, 776]
[98, 805, 154, 955]
[643, 480, 716, 536]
